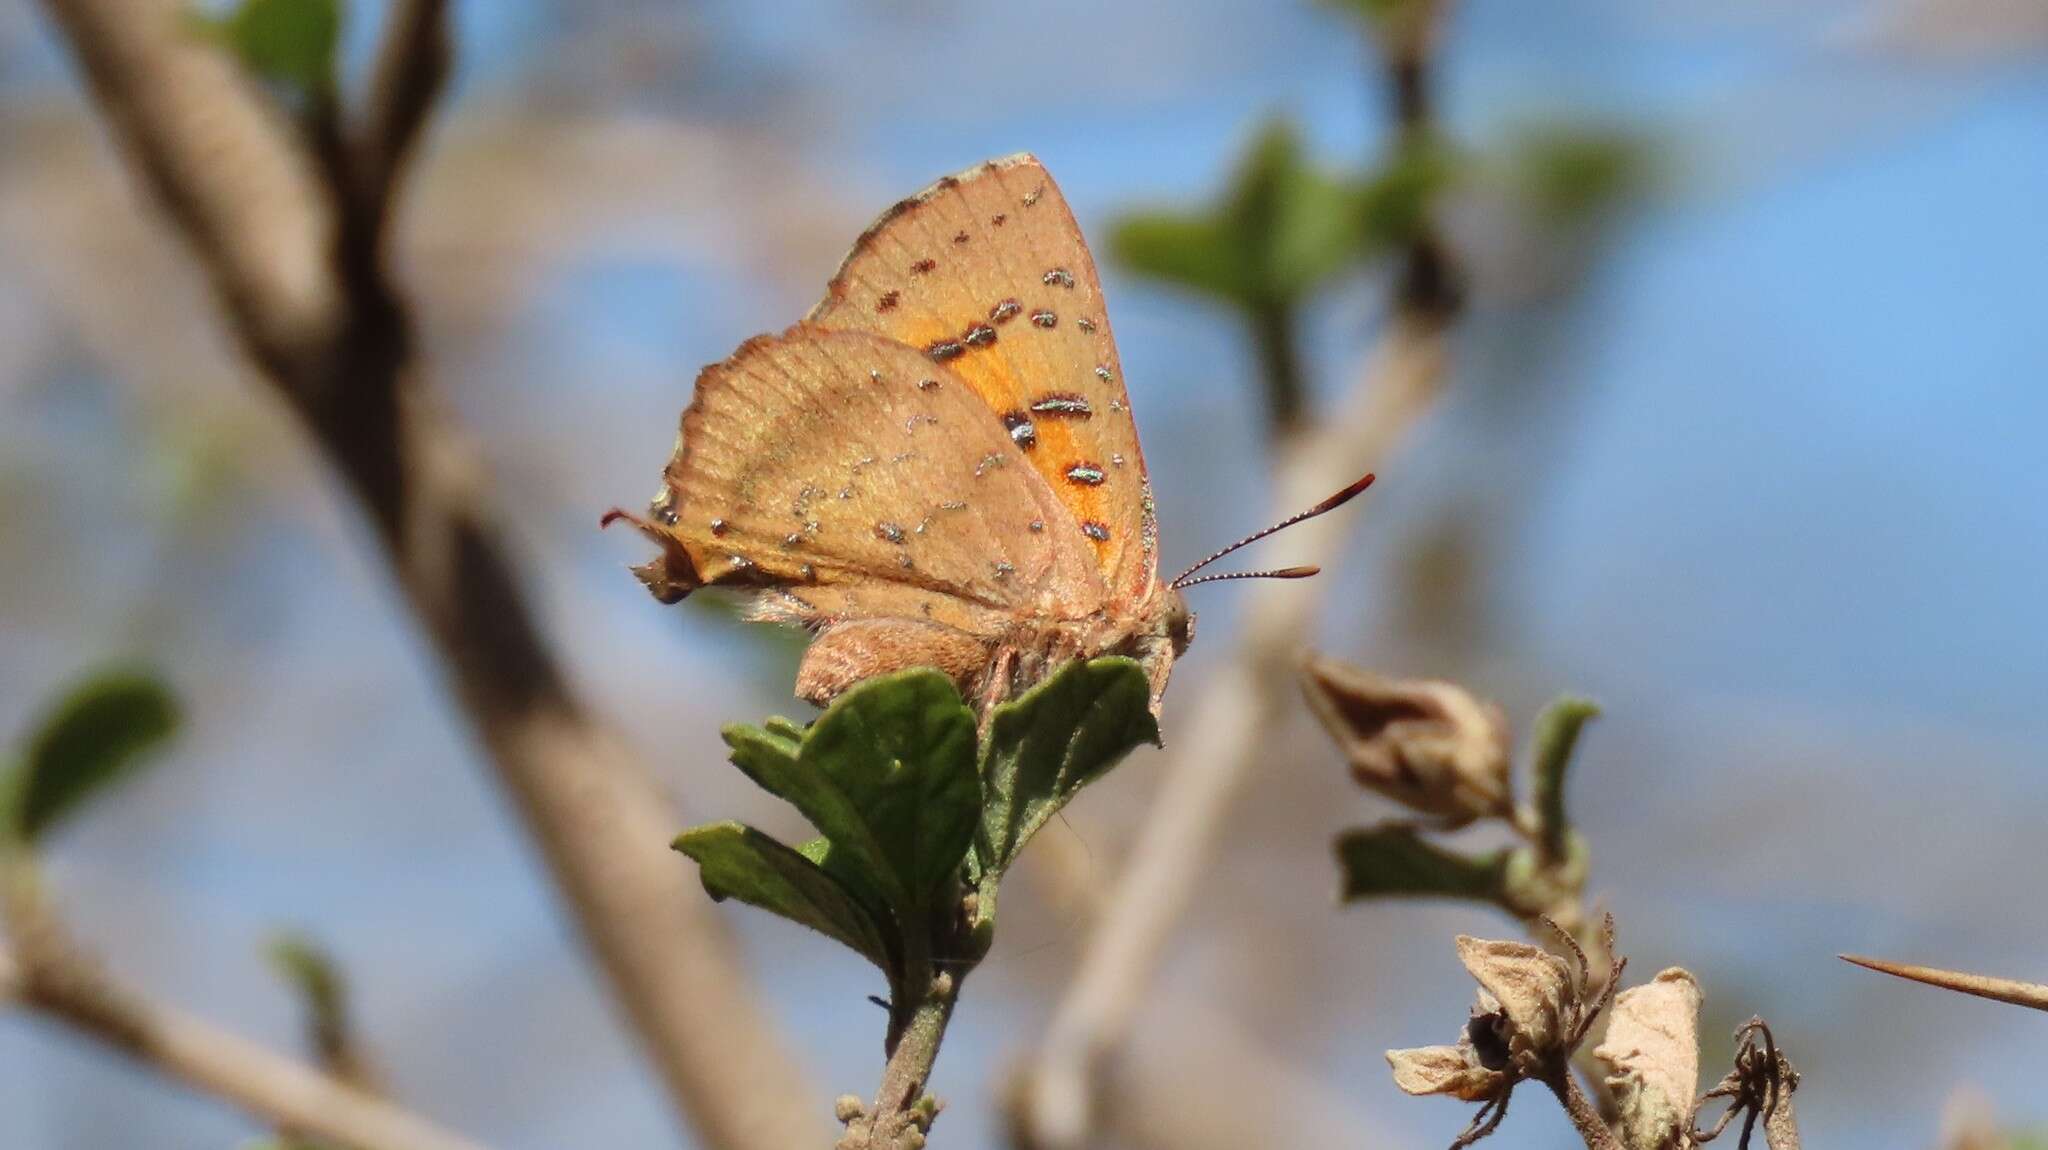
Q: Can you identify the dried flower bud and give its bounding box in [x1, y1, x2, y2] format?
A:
[1299, 657, 1511, 826]
[1593, 968, 1702, 1150]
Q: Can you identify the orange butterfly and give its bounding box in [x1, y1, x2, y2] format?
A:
[608, 155, 1370, 716]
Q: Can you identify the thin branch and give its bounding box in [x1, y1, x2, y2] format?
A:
[354, 0, 452, 225]
[1, 941, 486, 1150]
[1018, 313, 1453, 1147]
[841, 968, 957, 1150]
[1004, 857, 1400, 1150]
[1761, 1087, 1802, 1150]
[36, 2, 826, 1145]
[36, 0, 340, 383]
[1016, 11, 1461, 1140]
[1544, 1071, 1624, 1150]
[1840, 954, 2048, 1013]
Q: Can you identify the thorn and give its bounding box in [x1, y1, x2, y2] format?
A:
[1840, 954, 2048, 1013]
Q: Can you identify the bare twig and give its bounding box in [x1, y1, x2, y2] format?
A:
[1841, 953, 2048, 1013]
[1007, 856, 1403, 1150]
[1101, 995, 1410, 1150]
[1019, 314, 1453, 1146]
[0, 946, 20, 1003]
[839, 967, 957, 1150]
[1, 866, 489, 1150]
[2, 943, 488, 1150]
[356, 0, 452, 216]
[1015, 4, 1462, 1138]
[1545, 1071, 1625, 1150]
[35, 2, 825, 1145]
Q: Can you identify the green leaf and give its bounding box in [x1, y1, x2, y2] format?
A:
[762, 716, 808, 744]
[1322, 0, 1432, 33]
[1110, 212, 1249, 304]
[188, 0, 341, 95]
[6, 668, 178, 845]
[1528, 696, 1599, 861]
[721, 723, 901, 920]
[978, 658, 1158, 875]
[675, 822, 892, 971]
[799, 670, 980, 908]
[1506, 124, 1652, 228]
[1111, 120, 1382, 310]
[1334, 824, 1509, 903]
[265, 934, 345, 1038]
[1356, 139, 1460, 255]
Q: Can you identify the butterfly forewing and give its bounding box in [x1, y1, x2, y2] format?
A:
[646, 326, 1107, 634]
[807, 154, 1160, 604]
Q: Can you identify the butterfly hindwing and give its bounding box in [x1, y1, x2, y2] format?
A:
[807, 154, 1160, 604]
[633, 326, 1108, 637]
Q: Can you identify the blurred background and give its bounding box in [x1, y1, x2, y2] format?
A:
[3, 1, 2046, 1148]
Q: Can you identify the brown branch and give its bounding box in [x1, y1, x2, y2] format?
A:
[35, 0, 340, 383]
[1, 871, 490, 1150]
[1840, 954, 2048, 1013]
[1016, 12, 1461, 1142]
[355, 0, 452, 219]
[34, 2, 826, 1146]
[1545, 1070, 1624, 1150]
[1017, 311, 1453, 1148]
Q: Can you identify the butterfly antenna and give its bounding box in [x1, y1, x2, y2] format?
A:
[1172, 565, 1321, 590]
[1169, 472, 1375, 589]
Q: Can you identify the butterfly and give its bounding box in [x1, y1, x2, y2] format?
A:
[606, 154, 1372, 718]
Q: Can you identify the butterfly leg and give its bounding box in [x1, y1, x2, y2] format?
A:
[796, 619, 990, 709]
[1140, 636, 1176, 719]
[976, 646, 1020, 726]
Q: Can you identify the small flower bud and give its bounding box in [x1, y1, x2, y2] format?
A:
[833, 1094, 866, 1124]
[1300, 657, 1511, 826]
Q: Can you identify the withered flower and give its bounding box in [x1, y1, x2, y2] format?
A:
[1387, 920, 1625, 1149]
[1593, 968, 1702, 1150]
[1300, 657, 1511, 826]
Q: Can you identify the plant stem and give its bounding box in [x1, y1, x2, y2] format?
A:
[1763, 1088, 1802, 1150]
[1545, 1070, 1624, 1150]
[1249, 298, 1307, 438]
[852, 959, 959, 1149]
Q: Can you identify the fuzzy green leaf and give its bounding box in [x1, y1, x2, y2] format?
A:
[1335, 824, 1509, 903]
[1508, 125, 1651, 227]
[1111, 212, 1248, 304]
[799, 670, 980, 907]
[1529, 696, 1599, 860]
[721, 723, 900, 922]
[188, 0, 341, 95]
[265, 934, 345, 1039]
[674, 822, 892, 971]
[762, 715, 809, 744]
[1112, 120, 1380, 310]
[7, 669, 178, 845]
[1321, 0, 1432, 33]
[1357, 139, 1460, 254]
[978, 658, 1158, 875]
